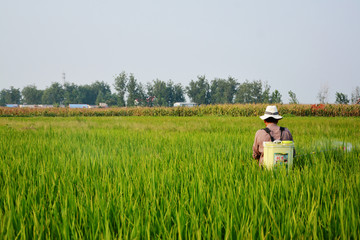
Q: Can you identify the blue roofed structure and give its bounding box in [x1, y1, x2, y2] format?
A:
[6, 104, 19, 108]
[69, 104, 90, 109]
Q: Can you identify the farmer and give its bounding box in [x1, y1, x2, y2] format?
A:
[252, 105, 294, 166]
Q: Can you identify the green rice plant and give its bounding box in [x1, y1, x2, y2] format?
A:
[0, 117, 359, 239]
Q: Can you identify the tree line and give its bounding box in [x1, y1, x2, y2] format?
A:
[1, 71, 359, 106]
[317, 84, 360, 105]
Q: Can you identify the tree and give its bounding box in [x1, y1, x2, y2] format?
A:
[151, 79, 168, 106]
[234, 81, 252, 103]
[351, 86, 360, 104]
[146, 82, 155, 107]
[0, 89, 9, 106]
[42, 82, 64, 105]
[146, 80, 184, 107]
[136, 82, 147, 106]
[21, 85, 43, 104]
[234, 80, 264, 104]
[0, 86, 21, 104]
[74, 81, 111, 105]
[335, 92, 349, 104]
[63, 82, 79, 105]
[77, 85, 94, 104]
[95, 91, 105, 105]
[126, 74, 143, 107]
[91, 81, 111, 104]
[105, 93, 118, 106]
[288, 90, 299, 104]
[173, 83, 185, 103]
[226, 77, 239, 103]
[114, 71, 128, 106]
[262, 81, 271, 103]
[251, 80, 263, 103]
[165, 80, 175, 107]
[270, 90, 282, 103]
[317, 84, 329, 104]
[0, 90, 5, 106]
[210, 77, 238, 104]
[210, 78, 224, 104]
[186, 75, 211, 105]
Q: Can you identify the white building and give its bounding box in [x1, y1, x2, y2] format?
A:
[173, 102, 197, 107]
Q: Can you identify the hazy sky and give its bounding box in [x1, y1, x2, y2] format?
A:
[1, 0, 359, 103]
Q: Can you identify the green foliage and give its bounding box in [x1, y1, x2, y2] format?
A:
[76, 84, 94, 104]
[95, 91, 105, 105]
[0, 117, 359, 238]
[21, 85, 43, 104]
[0, 90, 5, 106]
[126, 74, 138, 107]
[186, 75, 211, 105]
[146, 80, 184, 107]
[126, 74, 146, 107]
[173, 83, 185, 103]
[288, 90, 299, 104]
[0, 86, 21, 105]
[42, 82, 65, 105]
[114, 71, 127, 107]
[150, 79, 168, 106]
[234, 80, 264, 104]
[105, 93, 118, 106]
[3, 72, 359, 107]
[270, 89, 282, 103]
[210, 77, 238, 104]
[91, 81, 111, 103]
[335, 92, 350, 104]
[0, 74, 284, 107]
[165, 80, 175, 106]
[63, 82, 79, 105]
[136, 82, 147, 106]
[74, 81, 112, 105]
[262, 81, 271, 103]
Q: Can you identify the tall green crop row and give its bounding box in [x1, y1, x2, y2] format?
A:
[1, 104, 360, 117]
[0, 117, 359, 239]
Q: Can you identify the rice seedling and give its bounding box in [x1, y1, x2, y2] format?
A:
[0, 116, 359, 239]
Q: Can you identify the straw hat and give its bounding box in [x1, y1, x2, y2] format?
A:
[260, 105, 283, 120]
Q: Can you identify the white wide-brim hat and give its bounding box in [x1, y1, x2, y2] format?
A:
[260, 105, 283, 120]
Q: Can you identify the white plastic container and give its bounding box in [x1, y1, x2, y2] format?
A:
[263, 141, 294, 170]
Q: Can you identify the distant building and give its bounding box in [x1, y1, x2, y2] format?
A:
[20, 104, 37, 108]
[99, 103, 108, 108]
[173, 102, 197, 107]
[69, 104, 90, 109]
[38, 105, 54, 108]
[6, 104, 19, 108]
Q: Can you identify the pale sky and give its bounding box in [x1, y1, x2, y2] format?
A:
[1, 0, 359, 103]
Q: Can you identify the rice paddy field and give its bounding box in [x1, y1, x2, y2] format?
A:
[0, 116, 359, 239]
